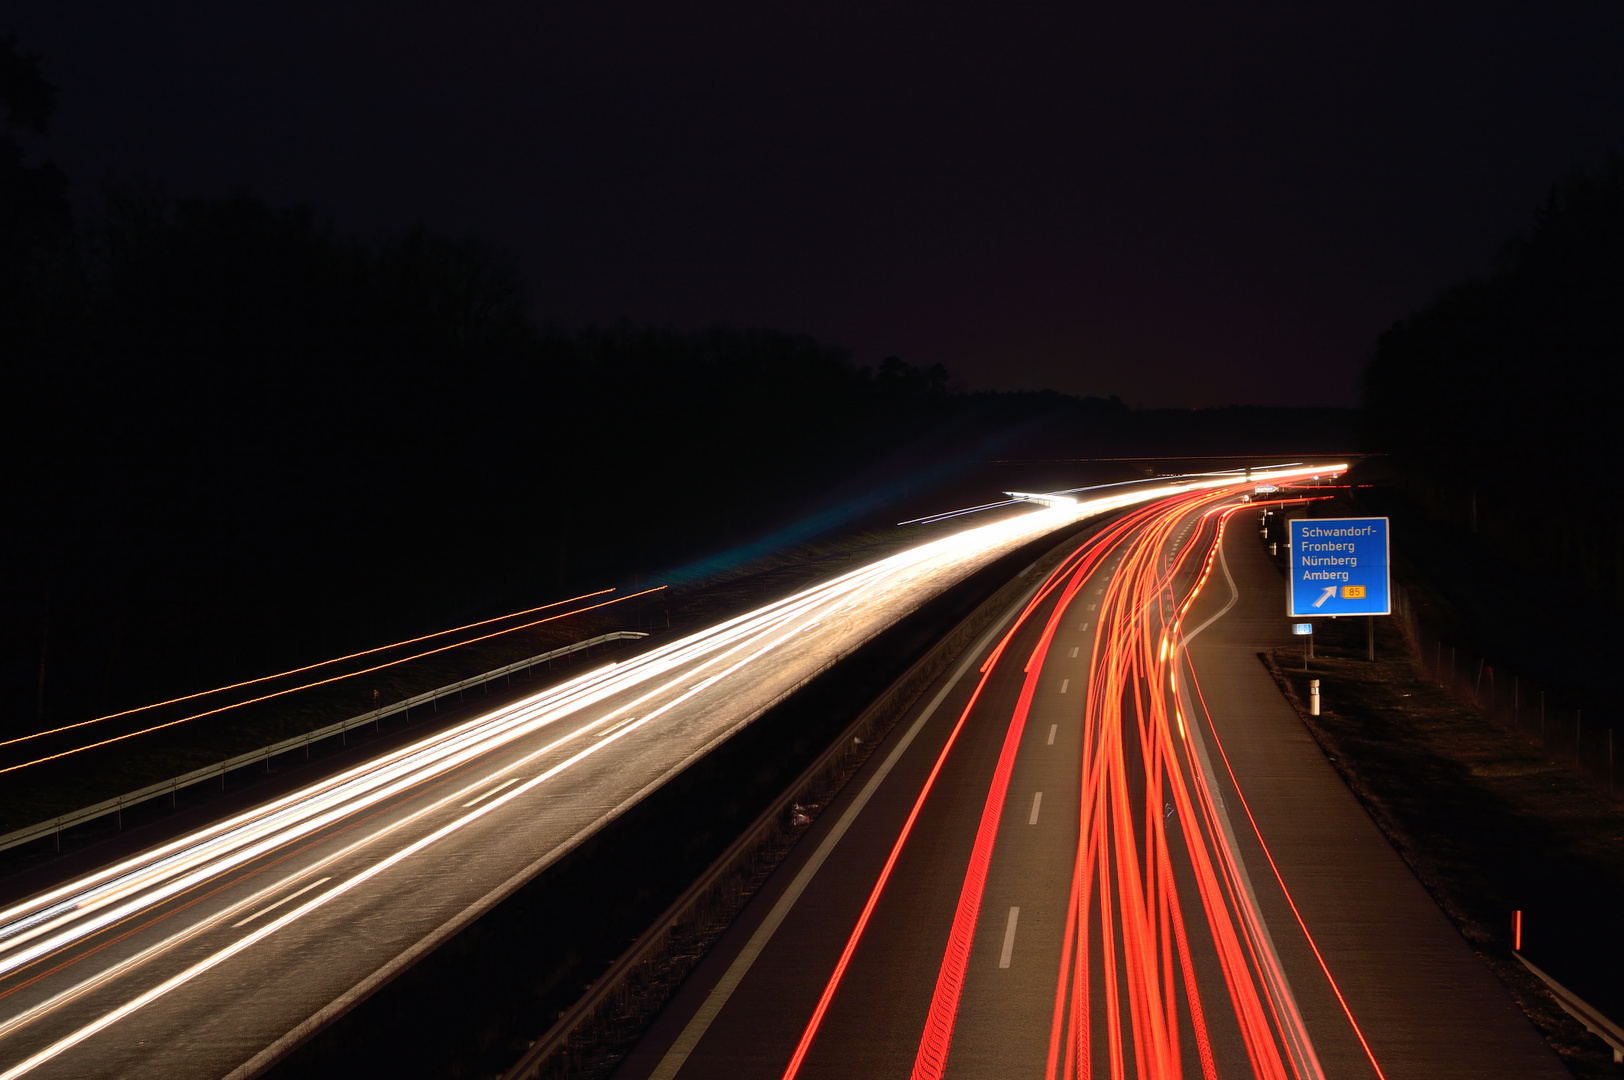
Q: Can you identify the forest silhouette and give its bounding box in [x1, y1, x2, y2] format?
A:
[1361, 155, 1623, 702]
[1363, 156, 1623, 601]
[1, 33, 1356, 737]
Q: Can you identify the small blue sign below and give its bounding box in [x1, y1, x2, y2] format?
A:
[1291, 623, 1313, 636]
[1288, 516, 1391, 617]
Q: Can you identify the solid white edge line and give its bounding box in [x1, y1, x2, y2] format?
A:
[1181, 523, 1242, 644]
[645, 580, 1040, 1080]
[1177, 513, 1325, 1080]
[998, 907, 1020, 969]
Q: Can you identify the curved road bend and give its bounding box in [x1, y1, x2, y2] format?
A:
[615, 491, 1565, 1080]
[0, 490, 1187, 1080]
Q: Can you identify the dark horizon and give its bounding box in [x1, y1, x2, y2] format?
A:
[9, 2, 1623, 407]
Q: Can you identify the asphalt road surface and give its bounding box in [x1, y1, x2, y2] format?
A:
[0, 471, 1335, 1080]
[615, 490, 1566, 1080]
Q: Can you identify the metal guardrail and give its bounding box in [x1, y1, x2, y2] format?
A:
[0, 631, 649, 856]
[1516, 952, 1624, 1063]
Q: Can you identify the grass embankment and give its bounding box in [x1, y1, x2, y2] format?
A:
[1259, 564, 1624, 1079]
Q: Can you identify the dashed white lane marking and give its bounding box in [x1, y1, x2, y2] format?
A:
[1047, 725, 1057, 745]
[1087, 603, 1097, 611]
[462, 777, 523, 806]
[647, 590, 1040, 1080]
[1059, 679, 1069, 694]
[1069, 646, 1079, 658]
[1028, 792, 1043, 824]
[596, 715, 640, 739]
[999, 907, 1021, 968]
[232, 877, 332, 928]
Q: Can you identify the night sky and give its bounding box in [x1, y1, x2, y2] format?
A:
[9, 2, 1622, 407]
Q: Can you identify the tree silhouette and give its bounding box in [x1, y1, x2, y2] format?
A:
[0, 31, 71, 352]
[1363, 155, 1624, 600]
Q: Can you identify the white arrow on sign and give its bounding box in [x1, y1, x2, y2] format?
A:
[1312, 586, 1337, 608]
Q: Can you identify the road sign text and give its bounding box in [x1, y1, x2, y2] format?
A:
[1287, 516, 1391, 617]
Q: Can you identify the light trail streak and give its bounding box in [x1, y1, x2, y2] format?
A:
[1032, 485, 1380, 1079]
[0, 589, 618, 752]
[0, 468, 1317, 1077]
[768, 466, 1347, 1079]
[777, 464, 1363, 1079]
[779, 518, 1126, 1080]
[913, 505, 1150, 1080]
[1036, 492, 1325, 1080]
[1174, 542, 1388, 1079]
[0, 464, 1337, 1078]
[0, 567, 922, 985]
[0, 587, 667, 775]
[230, 879, 331, 929]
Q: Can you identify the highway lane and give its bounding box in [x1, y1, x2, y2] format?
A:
[615, 489, 1236, 1079]
[1174, 508, 1566, 1079]
[0, 469, 1324, 1080]
[615, 481, 1566, 1079]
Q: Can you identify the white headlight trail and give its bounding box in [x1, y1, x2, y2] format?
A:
[0, 465, 1346, 1073]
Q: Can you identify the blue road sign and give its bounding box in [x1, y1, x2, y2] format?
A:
[1291, 623, 1313, 635]
[1287, 516, 1391, 617]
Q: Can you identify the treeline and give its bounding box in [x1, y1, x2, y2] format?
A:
[0, 183, 986, 730]
[0, 33, 1355, 737]
[5, 38, 1003, 732]
[1362, 156, 1624, 603]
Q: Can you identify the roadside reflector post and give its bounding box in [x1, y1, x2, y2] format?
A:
[1310, 679, 1321, 717]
